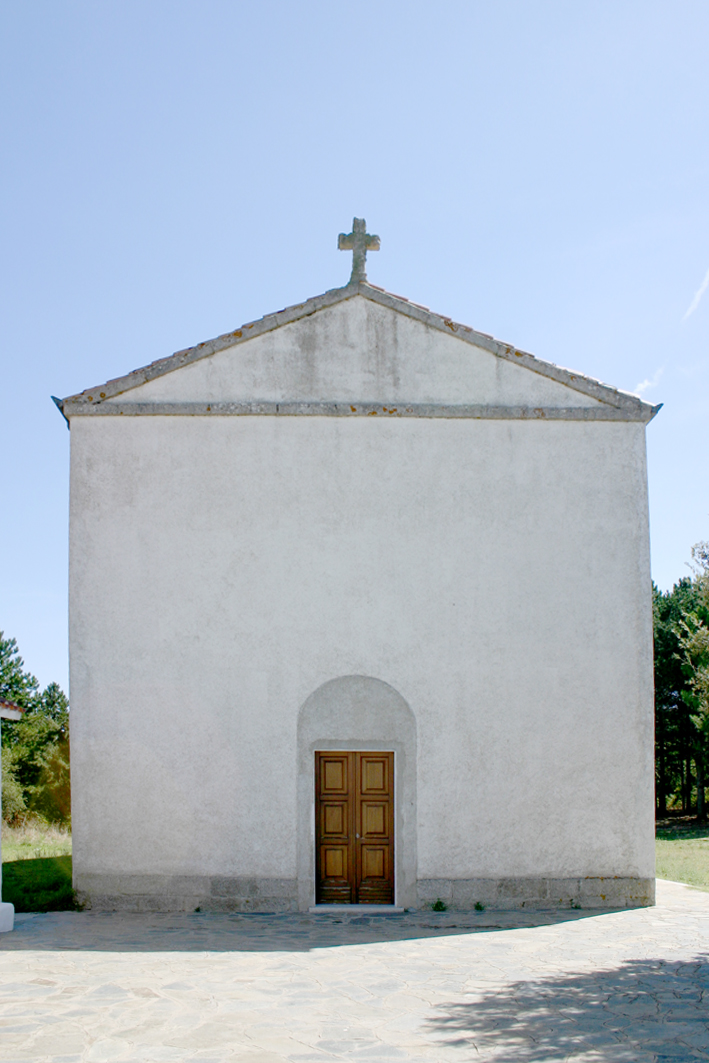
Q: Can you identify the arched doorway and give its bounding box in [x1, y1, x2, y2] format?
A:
[296, 676, 417, 910]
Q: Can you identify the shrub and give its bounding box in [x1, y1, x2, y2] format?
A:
[0, 633, 70, 826]
[1, 749, 26, 823]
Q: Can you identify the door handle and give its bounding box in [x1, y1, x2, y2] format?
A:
[356, 833, 360, 839]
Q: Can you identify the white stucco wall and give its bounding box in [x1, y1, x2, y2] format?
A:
[69, 411, 655, 907]
[104, 297, 602, 409]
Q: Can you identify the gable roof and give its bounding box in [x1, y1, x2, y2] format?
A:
[57, 280, 660, 424]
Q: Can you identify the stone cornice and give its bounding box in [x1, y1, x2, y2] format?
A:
[61, 399, 659, 422]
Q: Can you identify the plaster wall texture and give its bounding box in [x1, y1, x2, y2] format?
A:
[69, 408, 655, 909]
[103, 297, 602, 409]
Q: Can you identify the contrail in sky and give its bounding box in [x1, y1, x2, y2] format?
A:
[683, 265, 709, 320]
[634, 367, 663, 396]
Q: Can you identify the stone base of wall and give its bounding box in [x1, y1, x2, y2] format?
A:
[417, 877, 655, 910]
[74, 874, 299, 913]
[75, 874, 655, 912]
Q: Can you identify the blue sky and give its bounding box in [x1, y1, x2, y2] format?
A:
[2, 1, 708, 691]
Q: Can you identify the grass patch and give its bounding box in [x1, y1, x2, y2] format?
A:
[656, 820, 709, 891]
[2, 820, 78, 911]
[2, 820, 72, 861]
[2, 855, 77, 912]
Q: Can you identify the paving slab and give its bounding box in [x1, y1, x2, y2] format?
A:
[0, 880, 708, 1062]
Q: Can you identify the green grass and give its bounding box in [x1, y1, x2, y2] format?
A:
[2, 855, 76, 912]
[2, 821, 78, 912]
[2, 821, 72, 861]
[656, 821, 709, 891]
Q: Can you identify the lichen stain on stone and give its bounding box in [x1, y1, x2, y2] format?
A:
[368, 410, 378, 416]
[443, 319, 457, 332]
[350, 405, 357, 412]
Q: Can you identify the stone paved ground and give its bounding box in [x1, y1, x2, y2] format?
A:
[0, 880, 707, 1063]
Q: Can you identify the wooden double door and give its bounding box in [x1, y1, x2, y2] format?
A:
[315, 751, 395, 905]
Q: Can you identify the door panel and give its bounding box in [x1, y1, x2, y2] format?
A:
[323, 846, 347, 878]
[323, 758, 348, 792]
[321, 754, 350, 794]
[356, 754, 395, 904]
[360, 802, 386, 835]
[361, 846, 385, 878]
[315, 751, 394, 905]
[323, 803, 346, 834]
[363, 758, 386, 791]
[316, 754, 353, 904]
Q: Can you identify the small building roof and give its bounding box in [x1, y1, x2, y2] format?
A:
[0, 699, 24, 721]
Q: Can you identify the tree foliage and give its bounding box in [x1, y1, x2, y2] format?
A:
[654, 542, 709, 819]
[0, 633, 70, 825]
[678, 543, 709, 722]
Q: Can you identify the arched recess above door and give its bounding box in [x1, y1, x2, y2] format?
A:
[296, 675, 418, 911]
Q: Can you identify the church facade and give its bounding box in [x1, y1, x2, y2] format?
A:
[59, 222, 659, 912]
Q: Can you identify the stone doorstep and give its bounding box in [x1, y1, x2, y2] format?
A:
[308, 905, 405, 914]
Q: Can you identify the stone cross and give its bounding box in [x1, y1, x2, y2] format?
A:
[338, 217, 380, 284]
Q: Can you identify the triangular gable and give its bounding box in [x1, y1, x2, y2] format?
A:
[59, 282, 660, 423]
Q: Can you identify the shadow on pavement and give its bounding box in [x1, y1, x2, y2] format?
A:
[426, 955, 709, 1062]
[1, 906, 639, 953]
